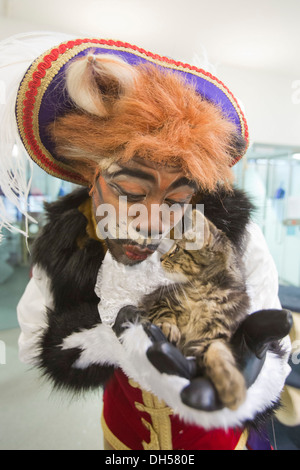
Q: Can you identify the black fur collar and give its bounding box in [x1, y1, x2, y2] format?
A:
[32, 188, 106, 311]
[32, 186, 254, 310]
[32, 186, 257, 399]
[192, 186, 254, 251]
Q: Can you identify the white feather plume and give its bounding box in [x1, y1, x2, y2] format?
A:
[0, 31, 76, 242]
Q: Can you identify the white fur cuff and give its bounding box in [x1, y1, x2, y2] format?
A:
[120, 323, 290, 430]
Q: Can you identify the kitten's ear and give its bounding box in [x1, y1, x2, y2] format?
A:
[66, 53, 137, 117]
[183, 209, 211, 248]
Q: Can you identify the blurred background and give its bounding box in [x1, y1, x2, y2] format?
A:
[0, 0, 299, 450]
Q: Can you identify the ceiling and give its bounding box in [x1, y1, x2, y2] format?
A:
[1, 0, 300, 76]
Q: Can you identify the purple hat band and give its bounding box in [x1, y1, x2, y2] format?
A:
[16, 38, 249, 185]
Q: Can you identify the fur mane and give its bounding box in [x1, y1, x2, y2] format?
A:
[48, 59, 246, 191]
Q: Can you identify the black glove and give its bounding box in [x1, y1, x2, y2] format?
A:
[113, 307, 293, 412]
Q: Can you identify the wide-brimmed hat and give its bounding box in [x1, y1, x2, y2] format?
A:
[15, 37, 249, 187]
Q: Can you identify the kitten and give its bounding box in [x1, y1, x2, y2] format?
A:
[139, 210, 250, 410]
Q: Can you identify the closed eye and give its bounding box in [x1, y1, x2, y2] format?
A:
[108, 183, 146, 201]
[169, 244, 180, 257]
[165, 199, 190, 207]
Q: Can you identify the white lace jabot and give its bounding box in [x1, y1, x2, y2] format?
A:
[94, 250, 174, 326]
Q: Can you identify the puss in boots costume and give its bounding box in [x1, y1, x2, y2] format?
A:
[0, 33, 292, 450]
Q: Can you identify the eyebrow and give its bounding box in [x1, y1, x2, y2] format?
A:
[106, 168, 198, 191]
[106, 168, 156, 183]
[167, 177, 198, 192]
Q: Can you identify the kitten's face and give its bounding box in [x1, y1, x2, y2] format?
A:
[160, 217, 228, 282]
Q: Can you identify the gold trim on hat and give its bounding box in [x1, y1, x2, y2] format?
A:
[16, 39, 248, 185]
[16, 42, 98, 185]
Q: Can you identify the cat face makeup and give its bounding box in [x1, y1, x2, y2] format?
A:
[91, 157, 198, 265]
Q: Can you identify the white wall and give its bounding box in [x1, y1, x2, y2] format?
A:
[218, 65, 300, 148]
[0, 0, 299, 148]
[0, 15, 46, 40]
[3, 0, 300, 76]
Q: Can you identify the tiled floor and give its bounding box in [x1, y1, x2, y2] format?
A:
[0, 266, 299, 450]
[0, 265, 104, 450]
[0, 265, 30, 330]
[0, 328, 104, 450]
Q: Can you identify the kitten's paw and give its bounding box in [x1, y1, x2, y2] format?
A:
[155, 321, 181, 345]
[204, 341, 247, 410]
[214, 367, 246, 410]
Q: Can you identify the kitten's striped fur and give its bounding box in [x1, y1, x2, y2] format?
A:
[140, 211, 250, 410]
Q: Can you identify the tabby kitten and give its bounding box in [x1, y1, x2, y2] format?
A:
[139, 210, 250, 410]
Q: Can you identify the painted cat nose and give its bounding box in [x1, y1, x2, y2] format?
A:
[129, 217, 165, 240]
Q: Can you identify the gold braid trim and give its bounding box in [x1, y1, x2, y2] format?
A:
[16, 40, 247, 185]
[101, 413, 131, 451]
[102, 377, 249, 451]
[16, 43, 98, 184]
[234, 429, 249, 450]
[129, 379, 173, 450]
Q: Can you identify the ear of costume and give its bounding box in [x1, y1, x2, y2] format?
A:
[14, 38, 249, 191]
[182, 208, 212, 248]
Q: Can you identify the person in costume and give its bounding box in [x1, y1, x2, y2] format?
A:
[0, 33, 293, 450]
